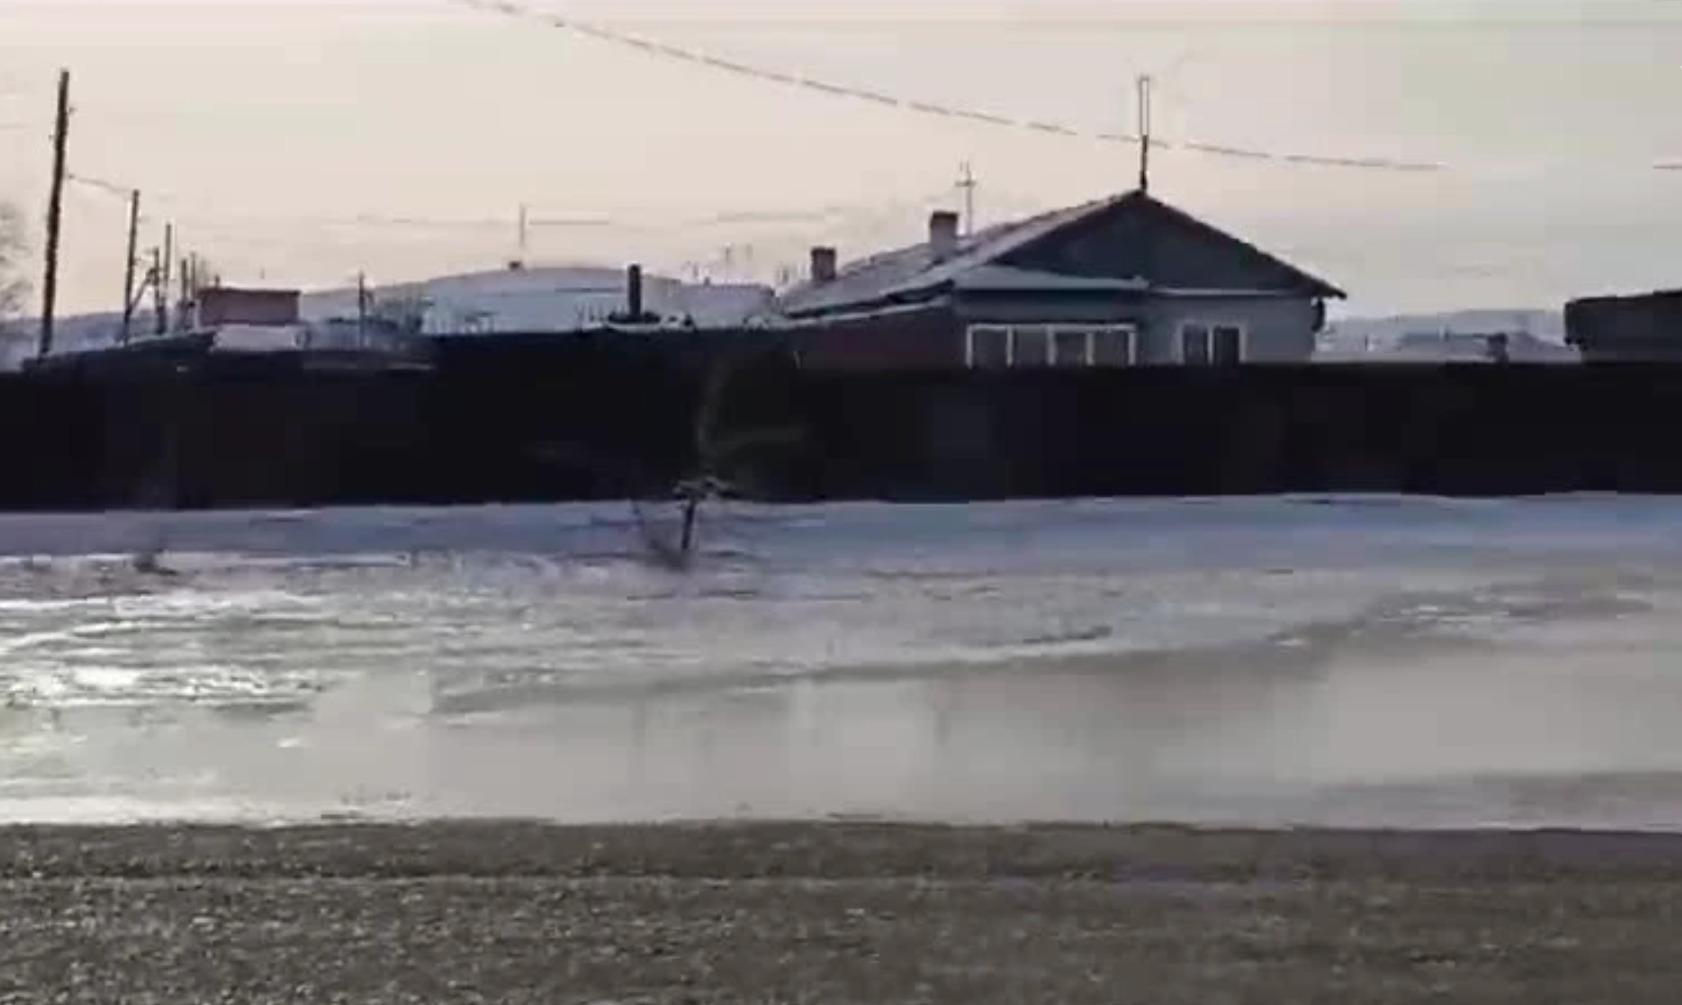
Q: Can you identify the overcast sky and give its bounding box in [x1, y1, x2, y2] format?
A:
[2, 0, 1680, 316]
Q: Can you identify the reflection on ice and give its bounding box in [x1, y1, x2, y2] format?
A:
[2, 497, 1682, 826]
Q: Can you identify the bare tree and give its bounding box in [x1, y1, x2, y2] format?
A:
[633, 351, 807, 571]
[0, 201, 27, 326]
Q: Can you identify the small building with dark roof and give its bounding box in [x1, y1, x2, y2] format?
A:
[1566, 289, 1682, 362]
[771, 190, 1344, 371]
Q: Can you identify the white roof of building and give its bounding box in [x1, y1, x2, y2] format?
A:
[302, 266, 772, 335]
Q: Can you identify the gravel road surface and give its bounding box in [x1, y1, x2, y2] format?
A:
[3, 822, 1682, 1003]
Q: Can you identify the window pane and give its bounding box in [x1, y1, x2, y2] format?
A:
[1182, 324, 1211, 365]
[1013, 326, 1050, 368]
[1052, 329, 1088, 367]
[1092, 328, 1133, 366]
[970, 327, 1009, 368]
[1213, 326, 1242, 365]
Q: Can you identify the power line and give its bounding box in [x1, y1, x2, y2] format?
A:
[66, 172, 133, 198]
[66, 172, 963, 239]
[454, 0, 1447, 174]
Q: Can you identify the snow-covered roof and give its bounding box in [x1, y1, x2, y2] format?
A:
[302, 266, 773, 335]
[952, 265, 1151, 294]
[777, 198, 1115, 318]
[775, 190, 1344, 319]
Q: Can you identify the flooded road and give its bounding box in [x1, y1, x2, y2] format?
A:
[5, 497, 1682, 828]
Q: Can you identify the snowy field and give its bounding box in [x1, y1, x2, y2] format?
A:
[5, 496, 1682, 828]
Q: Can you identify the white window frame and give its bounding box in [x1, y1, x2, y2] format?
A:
[966, 323, 1137, 369]
[1049, 326, 1095, 367]
[1211, 323, 1246, 365]
[1179, 321, 1247, 365]
[965, 325, 1011, 368]
[1082, 325, 1136, 367]
[1011, 325, 1052, 368]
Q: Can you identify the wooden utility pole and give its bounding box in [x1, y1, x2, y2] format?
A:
[159, 223, 173, 333]
[356, 271, 368, 347]
[1137, 75, 1154, 194]
[120, 189, 140, 345]
[151, 246, 165, 335]
[39, 69, 71, 358]
[178, 255, 190, 330]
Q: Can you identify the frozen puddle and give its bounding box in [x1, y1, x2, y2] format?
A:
[3, 497, 1682, 827]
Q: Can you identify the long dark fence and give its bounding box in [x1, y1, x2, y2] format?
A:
[783, 364, 1667, 500]
[1, 345, 1679, 511]
[0, 334, 706, 512]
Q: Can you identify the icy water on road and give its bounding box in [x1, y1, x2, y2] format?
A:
[5, 497, 1682, 828]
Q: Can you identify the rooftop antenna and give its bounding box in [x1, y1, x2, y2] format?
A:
[957, 161, 978, 237]
[1137, 74, 1154, 194]
[515, 203, 529, 268]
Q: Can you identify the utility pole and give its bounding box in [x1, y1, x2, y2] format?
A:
[186, 254, 198, 323]
[39, 69, 71, 358]
[151, 246, 165, 335]
[957, 161, 978, 237]
[177, 255, 190, 330]
[160, 223, 173, 333]
[356, 271, 368, 347]
[1137, 75, 1154, 194]
[120, 189, 140, 345]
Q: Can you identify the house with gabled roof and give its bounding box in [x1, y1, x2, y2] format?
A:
[771, 190, 1343, 370]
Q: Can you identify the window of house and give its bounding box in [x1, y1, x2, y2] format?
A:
[1182, 322, 1246, 365]
[1181, 323, 1212, 365]
[968, 326, 1010, 368]
[966, 324, 1136, 369]
[1012, 326, 1051, 368]
[1052, 328, 1090, 367]
[1213, 325, 1244, 365]
[1091, 327, 1134, 367]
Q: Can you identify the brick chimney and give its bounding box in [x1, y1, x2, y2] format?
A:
[929, 210, 960, 259]
[810, 246, 838, 284]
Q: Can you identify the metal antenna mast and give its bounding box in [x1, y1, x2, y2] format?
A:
[1137, 75, 1154, 193]
[957, 161, 978, 237]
